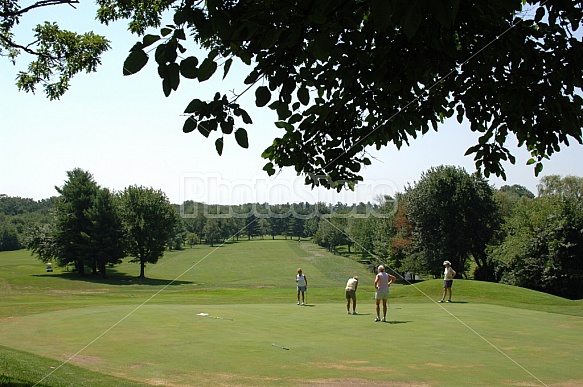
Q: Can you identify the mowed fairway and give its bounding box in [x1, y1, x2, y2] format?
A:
[1, 240, 582, 386]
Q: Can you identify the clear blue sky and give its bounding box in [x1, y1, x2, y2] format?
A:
[1, 2, 582, 205]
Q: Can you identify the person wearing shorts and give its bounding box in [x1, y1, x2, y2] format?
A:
[439, 260, 456, 303]
[374, 265, 396, 322]
[345, 276, 359, 314]
[296, 268, 307, 305]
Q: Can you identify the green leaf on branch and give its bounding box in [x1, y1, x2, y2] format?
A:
[162, 77, 171, 97]
[220, 120, 233, 134]
[255, 86, 271, 107]
[371, 0, 392, 31]
[402, 5, 423, 40]
[173, 28, 186, 41]
[297, 87, 310, 105]
[464, 145, 480, 156]
[239, 110, 253, 124]
[235, 128, 249, 148]
[183, 116, 197, 133]
[142, 34, 160, 48]
[244, 70, 260, 85]
[535, 6, 546, 23]
[223, 58, 233, 79]
[275, 121, 294, 131]
[184, 98, 204, 114]
[215, 138, 224, 156]
[263, 162, 276, 175]
[168, 63, 180, 91]
[154, 43, 177, 65]
[180, 56, 199, 79]
[198, 120, 217, 137]
[123, 49, 148, 75]
[198, 57, 217, 81]
[289, 114, 302, 124]
[426, 0, 452, 27]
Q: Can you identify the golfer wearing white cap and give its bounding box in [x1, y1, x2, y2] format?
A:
[438, 261, 456, 303]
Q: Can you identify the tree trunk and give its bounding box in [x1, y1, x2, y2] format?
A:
[76, 259, 85, 276]
[100, 262, 107, 279]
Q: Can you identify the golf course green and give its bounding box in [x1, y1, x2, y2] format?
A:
[1, 239, 582, 386]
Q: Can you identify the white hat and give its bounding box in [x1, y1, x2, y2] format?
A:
[443, 261, 451, 266]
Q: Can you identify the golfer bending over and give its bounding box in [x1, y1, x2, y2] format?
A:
[345, 276, 359, 314]
[296, 268, 307, 305]
[374, 265, 396, 322]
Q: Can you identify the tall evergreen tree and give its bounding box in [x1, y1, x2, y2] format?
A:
[53, 168, 99, 276]
[85, 188, 126, 278]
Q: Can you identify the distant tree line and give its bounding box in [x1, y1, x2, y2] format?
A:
[2, 167, 582, 299]
[0, 195, 55, 251]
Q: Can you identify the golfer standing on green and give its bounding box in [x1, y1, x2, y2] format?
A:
[439, 260, 456, 303]
[296, 268, 307, 305]
[374, 265, 396, 322]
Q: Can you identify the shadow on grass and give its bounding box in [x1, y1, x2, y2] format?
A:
[0, 376, 48, 387]
[387, 320, 412, 325]
[32, 270, 193, 286]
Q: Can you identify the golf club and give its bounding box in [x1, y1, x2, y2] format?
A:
[272, 343, 289, 350]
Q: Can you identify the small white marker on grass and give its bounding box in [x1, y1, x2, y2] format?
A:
[196, 312, 233, 321]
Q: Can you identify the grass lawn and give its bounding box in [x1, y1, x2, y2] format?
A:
[1, 239, 582, 386]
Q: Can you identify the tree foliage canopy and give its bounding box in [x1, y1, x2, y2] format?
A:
[119, 185, 178, 278]
[1, 0, 111, 99]
[4, 1, 582, 188]
[405, 165, 500, 278]
[494, 176, 583, 299]
[118, 0, 583, 189]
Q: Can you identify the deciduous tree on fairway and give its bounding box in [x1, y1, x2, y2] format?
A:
[494, 185, 535, 221]
[4, 1, 582, 187]
[537, 175, 583, 199]
[494, 175, 583, 299]
[0, 224, 20, 251]
[405, 166, 500, 280]
[119, 186, 178, 278]
[202, 218, 222, 247]
[314, 216, 348, 254]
